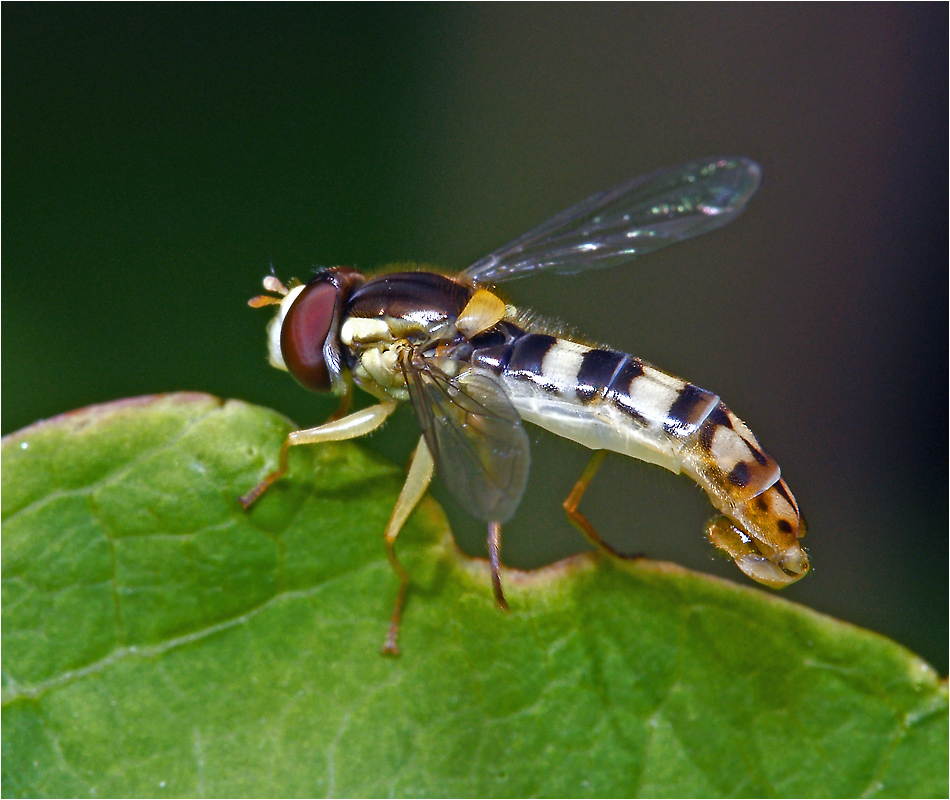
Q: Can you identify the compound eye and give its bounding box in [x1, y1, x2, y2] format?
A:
[280, 279, 339, 392]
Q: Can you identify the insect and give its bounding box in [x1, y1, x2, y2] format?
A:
[241, 156, 809, 654]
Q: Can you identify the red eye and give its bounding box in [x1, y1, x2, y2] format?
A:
[281, 280, 339, 392]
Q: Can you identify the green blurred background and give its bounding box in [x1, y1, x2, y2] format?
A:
[4, 5, 946, 670]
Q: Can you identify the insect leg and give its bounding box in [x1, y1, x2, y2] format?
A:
[487, 521, 509, 611]
[382, 436, 435, 655]
[325, 373, 354, 422]
[239, 401, 398, 508]
[563, 450, 642, 560]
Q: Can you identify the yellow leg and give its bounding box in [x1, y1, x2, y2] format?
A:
[563, 450, 641, 560]
[239, 401, 398, 509]
[487, 521, 509, 611]
[382, 436, 435, 655]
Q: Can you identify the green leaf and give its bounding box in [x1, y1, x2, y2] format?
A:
[3, 393, 946, 798]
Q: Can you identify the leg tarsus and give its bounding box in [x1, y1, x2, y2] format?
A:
[381, 570, 409, 656]
[239, 436, 292, 508]
[564, 450, 644, 560]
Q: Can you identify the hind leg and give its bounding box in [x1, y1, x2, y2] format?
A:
[563, 450, 642, 560]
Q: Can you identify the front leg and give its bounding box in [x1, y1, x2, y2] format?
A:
[239, 401, 398, 508]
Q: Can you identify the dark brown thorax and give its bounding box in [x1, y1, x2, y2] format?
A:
[345, 272, 475, 331]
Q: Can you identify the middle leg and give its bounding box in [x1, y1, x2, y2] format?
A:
[487, 521, 509, 611]
[382, 435, 435, 655]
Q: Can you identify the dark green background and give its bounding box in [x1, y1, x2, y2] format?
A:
[4, 5, 946, 671]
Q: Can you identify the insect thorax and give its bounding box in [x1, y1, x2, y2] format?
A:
[339, 272, 477, 400]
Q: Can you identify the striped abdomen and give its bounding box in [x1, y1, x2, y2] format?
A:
[471, 330, 807, 584]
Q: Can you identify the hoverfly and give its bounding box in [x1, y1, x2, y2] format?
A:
[242, 156, 809, 654]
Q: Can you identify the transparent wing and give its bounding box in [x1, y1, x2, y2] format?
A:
[403, 356, 530, 524]
[461, 156, 762, 284]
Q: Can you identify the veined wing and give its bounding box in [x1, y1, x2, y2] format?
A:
[461, 156, 761, 284]
[402, 356, 530, 524]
